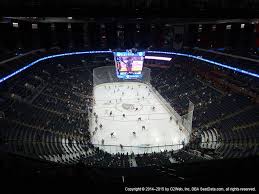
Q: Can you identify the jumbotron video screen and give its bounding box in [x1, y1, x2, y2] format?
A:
[113, 51, 145, 79]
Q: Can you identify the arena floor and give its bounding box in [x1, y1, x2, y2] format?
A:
[90, 82, 188, 154]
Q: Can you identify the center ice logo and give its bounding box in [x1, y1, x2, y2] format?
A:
[122, 103, 135, 110]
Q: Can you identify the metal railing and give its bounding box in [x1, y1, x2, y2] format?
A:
[91, 143, 185, 155]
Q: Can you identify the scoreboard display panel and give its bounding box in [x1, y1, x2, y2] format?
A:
[113, 51, 145, 79]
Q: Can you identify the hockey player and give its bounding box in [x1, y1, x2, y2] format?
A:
[110, 132, 114, 138]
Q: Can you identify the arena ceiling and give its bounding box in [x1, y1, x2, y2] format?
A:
[0, 0, 259, 18]
[2, 17, 259, 26]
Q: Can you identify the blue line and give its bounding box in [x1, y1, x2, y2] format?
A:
[0, 50, 258, 84]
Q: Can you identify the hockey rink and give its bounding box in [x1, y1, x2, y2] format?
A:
[90, 82, 188, 154]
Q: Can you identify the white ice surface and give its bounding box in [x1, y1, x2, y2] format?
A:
[90, 82, 187, 154]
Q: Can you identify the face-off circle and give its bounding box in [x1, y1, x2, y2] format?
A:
[115, 102, 143, 112]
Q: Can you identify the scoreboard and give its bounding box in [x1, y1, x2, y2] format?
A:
[113, 50, 145, 79]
